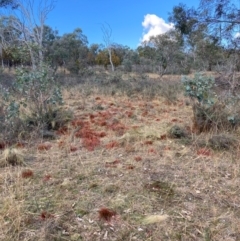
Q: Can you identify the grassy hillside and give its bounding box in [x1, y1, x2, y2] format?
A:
[0, 72, 240, 241]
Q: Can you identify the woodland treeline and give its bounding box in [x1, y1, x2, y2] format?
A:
[0, 0, 239, 76]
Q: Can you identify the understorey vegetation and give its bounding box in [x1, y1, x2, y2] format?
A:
[0, 0, 240, 240]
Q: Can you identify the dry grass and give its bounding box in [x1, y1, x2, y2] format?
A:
[0, 77, 240, 241]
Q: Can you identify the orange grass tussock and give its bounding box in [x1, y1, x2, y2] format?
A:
[82, 137, 100, 151]
[40, 211, 54, 220]
[0, 141, 6, 149]
[197, 148, 211, 156]
[37, 143, 52, 151]
[148, 148, 157, 154]
[43, 174, 52, 182]
[134, 156, 142, 162]
[69, 145, 78, 152]
[105, 141, 119, 149]
[98, 208, 117, 222]
[21, 169, 34, 178]
[56, 126, 69, 135]
[105, 159, 121, 168]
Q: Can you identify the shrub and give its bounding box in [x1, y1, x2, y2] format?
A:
[208, 134, 237, 150]
[159, 80, 182, 104]
[182, 73, 216, 105]
[168, 125, 187, 139]
[108, 72, 122, 84]
[182, 73, 239, 133]
[122, 59, 132, 72]
[0, 65, 66, 141]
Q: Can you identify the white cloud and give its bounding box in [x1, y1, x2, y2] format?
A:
[235, 32, 240, 38]
[140, 14, 174, 43]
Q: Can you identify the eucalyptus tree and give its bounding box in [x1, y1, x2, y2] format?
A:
[38, 25, 59, 67]
[101, 23, 115, 72]
[121, 49, 140, 72]
[146, 30, 186, 75]
[169, 2, 226, 72]
[0, 15, 22, 67]
[50, 28, 88, 74]
[170, 0, 240, 116]
[198, 0, 240, 40]
[137, 44, 156, 72]
[86, 43, 101, 66]
[5, 0, 56, 69]
[0, 0, 17, 8]
[95, 48, 121, 70]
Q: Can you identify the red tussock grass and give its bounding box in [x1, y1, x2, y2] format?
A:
[106, 159, 121, 165]
[98, 131, 107, 138]
[90, 119, 95, 124]
[43, 174, 52, 182]
[37, 143, 52, 151]
[145, 140, 153, 145]
[107, 123, 127, 136]
[56, 126, 69, 135]
[162, 109, 169, 113]
[125, 145, 135, 153]
[75, 126, 92, 138]
[71, 119, 84, 127]
[178, 100, 184, 106]
[0, 141, 6, 149]
[98, 208, 116, 222]
[124, 164, 135, 170]
[132, 125, 140, 129]
[134, 156, 142, 162]
[40, 211, 54, 220]
[58, 140, 65, 149]
[160, 134, 167, 140]
[197, 148, 211, 156]
[98, 120, 107, 126]
[148, 148, 157, 154]
[73, 121, 101, 151]
[125, 111, 133, 118]
[98, 111, 111, 118]
[105, 141, 119, 149]
[21, 169, 34, 178]
[142, 111, 148, 117]
[105, 159, 121, 168]
[89, 114, 95, 119]
[16, 142, 25, 148]
[82, 137, 100, 151]
[70, 145, 78, 152]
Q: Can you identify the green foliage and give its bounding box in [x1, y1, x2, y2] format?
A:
[0, 0, 17, 8]
[181, 73, 216, 105]
[95, 49, 121, 70]
[182, 73, 240, 133]
[49, 28, 89, 74]
[1, 65, 63, 132]
[208, 134, 237, 150]
[122, 59, 132, 72]
[168, 125, 187, 139]
[169, 3, 197, 36]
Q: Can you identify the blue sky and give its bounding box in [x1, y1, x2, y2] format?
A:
[46, 0, 200, 49]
